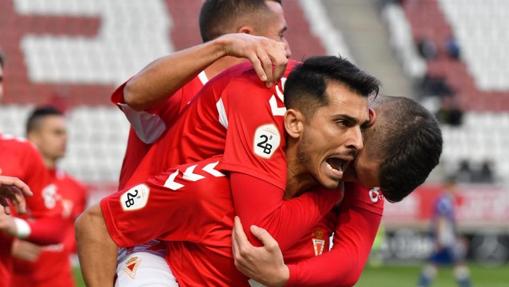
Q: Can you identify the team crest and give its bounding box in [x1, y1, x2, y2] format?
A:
[312, 228, 326, 256]
[124, 256, 141, 279]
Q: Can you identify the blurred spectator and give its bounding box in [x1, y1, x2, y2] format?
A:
[455, 160, 473, 183]
[445, 35, 461, 60]
[435, 96, 464, 126]
[417, 176, 472, 287]
[472, 160, 495, 183]
[10, 106, 88, 287]
[417, 37, 438, 60]
[420, 74, 454, 98]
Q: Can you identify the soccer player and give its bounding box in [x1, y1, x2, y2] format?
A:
[9, 107, 88, 287]
[417, 176, 472, 287]
[0, 55, 70, 287]
[79, 94, 442, 286]
[231, 95, 443, 285]
[115, 0, 289, 189]
[108, 0, 289, 285]
[77, 57, 442, 285]
[0, 58, 32, 214]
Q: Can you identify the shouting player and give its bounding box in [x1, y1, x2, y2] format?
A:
[10, 107, 88, 287]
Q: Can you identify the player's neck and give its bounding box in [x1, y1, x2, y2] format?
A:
[43, 156, 57, 169]
[204, 56, 245, 79]
[285, 150, 318, 199]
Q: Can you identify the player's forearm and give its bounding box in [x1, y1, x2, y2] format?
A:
[124, 39, 226, 110]
[25, 215, 70, 244]
[76, 204, 118, 287]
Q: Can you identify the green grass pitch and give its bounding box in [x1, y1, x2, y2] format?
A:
[73, 263, 508, 287]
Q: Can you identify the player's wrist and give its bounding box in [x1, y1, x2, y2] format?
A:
[210, 35, 230, 59]
[271, 264, 289, 287]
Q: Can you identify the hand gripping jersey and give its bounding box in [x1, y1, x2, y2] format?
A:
[0, 134, 67, 287]
[113, 72, 208, 189]
[102, 158, 384, 286]
[12, 169, 87, 287]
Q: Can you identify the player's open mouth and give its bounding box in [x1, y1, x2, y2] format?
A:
[325, 156, 350, 179]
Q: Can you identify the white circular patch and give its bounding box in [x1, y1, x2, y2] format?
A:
[253, 124, 281, 159]
[369, 187, 381, 203]
[121, 184, 150, 211]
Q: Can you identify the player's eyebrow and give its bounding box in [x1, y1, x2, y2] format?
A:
[332, 114, 361, 126]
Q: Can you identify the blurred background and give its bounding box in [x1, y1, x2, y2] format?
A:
[0, 0, 507, 286]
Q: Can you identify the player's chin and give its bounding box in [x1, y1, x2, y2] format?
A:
[318, 162, 343, 188]
[317, 174, 342, 189]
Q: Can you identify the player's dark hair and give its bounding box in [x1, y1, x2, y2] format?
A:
[26, 106, 63, 135]
[372, 96, 443, 202]
[0, 52, 4, 68]
[199, 0, 282, 42]
[284, 56, 380, 117]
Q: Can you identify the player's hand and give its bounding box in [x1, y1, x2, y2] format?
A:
[217, 33, 289, 87]
[0, 204, 18, 236]
[232, 216, 289, 287]
[0, 175, 33, 214]
[11, 239, 42, 262]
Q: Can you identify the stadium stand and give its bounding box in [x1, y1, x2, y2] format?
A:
[382, 0, 509, 186]
[0, 0, 349, 188]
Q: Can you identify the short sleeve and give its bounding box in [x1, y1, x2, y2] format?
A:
[218, 80, 287, 190]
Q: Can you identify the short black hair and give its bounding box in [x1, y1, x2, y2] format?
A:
[26, 106, 63, 135]
[0, 52, 4, 68]
[372, 96, 443, 202]
[199, 0, 282, 42]
[284, 56, 380, 117]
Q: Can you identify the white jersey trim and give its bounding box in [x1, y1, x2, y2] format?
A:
[216, 98, 228, 129]
[198, 71, 209, 85]
[118, 103, 166, 144]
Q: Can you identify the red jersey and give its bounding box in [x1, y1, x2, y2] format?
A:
[124, 61, 299, 189]
[113, 72, 207, 189]
[102, 158, 384, 286]
[0, 134, 65, 287]
[11, 169, 87, 287]
[109, 61, 384, 285]
[286, 183, 384, 287]
[102, 157, 342, 287]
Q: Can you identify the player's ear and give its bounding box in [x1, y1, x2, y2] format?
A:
[284, 109, 304, 139]
[238, 25, 254, 35]
[368, 108, 377, 127]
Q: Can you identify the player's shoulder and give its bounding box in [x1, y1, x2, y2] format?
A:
[343, 183, 385, 215]
[0, 134, 39, 154]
